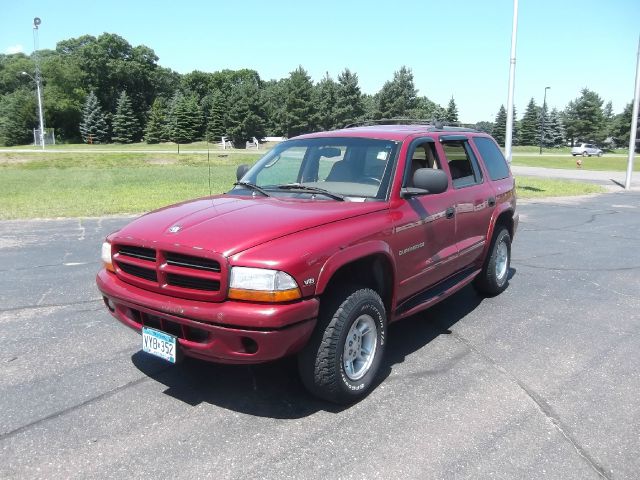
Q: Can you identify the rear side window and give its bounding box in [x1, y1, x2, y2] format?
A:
[473, 137, 510, 181]
[441, 140, 482, 188]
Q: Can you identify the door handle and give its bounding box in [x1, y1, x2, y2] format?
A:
[488, 197, 496, 207]
[446, 207, 455, 219]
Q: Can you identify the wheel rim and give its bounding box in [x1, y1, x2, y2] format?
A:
[495, 240, 509, 283]
[342, 314, 378, 381]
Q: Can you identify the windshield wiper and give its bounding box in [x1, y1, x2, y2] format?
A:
[275, 184, 345, 201]
[234, 181, 270, 197]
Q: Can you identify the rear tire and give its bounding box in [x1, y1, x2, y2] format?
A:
[298, 286, 386, 404]
[582, 151, 589, 157]
[474, 227, 511, 296]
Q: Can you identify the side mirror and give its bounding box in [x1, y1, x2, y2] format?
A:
[402, 168, 448, 198]
[236, 164, 250, 181]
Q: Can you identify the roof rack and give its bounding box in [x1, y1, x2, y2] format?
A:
[343, 118, 478, 132]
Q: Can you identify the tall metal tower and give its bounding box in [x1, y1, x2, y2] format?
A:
[32, 17, 45, 149]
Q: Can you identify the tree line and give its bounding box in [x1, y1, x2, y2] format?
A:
[0, 32, 637, 148]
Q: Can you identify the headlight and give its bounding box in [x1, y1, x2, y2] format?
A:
[101, 241, 114, 272]
[228, 267, 301, 302]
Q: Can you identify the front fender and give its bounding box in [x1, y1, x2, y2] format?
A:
[315, 240, 396, 296]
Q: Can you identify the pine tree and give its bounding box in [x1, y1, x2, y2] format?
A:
[79, 91, 109, 144]
[205, 91, 226, 142]
[409, 96, 438, 119]
[562, 88, 606, 144]
[111, 91, 139, 143]
[282, 66, 315, 137]
[431, 105, 447, 122]
[376, 66, 418, 119]
[313, 72, 338, 131]
[144, 97, 167, 144]
[545, 108, 565, 148]
[492, 105, 507, 146]
[335, 68, 364, 127]
[602, 100, 614, 143]
[511, 106, 519, 146]
[261, 79, 287, 136]
[225, 82, 265, 146]
[519, 98, 539, 146]
[167, 93, 201, 144]
[445, 97, 459, 124]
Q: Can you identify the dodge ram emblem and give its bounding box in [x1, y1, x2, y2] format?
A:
[168, 225, 181, 233]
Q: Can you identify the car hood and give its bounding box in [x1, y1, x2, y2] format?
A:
[110, 194, 386, 257]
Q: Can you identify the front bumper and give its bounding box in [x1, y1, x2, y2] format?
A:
[96, 269, 319, 364]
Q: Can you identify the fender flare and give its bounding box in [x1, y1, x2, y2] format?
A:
[482, 204, 514, 259]
[315, 240, 396, 296]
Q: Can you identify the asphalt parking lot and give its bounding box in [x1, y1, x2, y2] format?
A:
[1, 191, 639, 479]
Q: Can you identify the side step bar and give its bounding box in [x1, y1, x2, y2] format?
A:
[394, 268, 480, 320]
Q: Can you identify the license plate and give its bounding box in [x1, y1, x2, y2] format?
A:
[142, 327, 177, 363]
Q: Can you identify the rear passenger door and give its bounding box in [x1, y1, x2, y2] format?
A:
[438, 136, 495, 271]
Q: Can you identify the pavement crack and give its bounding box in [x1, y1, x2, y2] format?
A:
[0, 375, 154, 442]
[0, 298, 103, 314]
[515, 262, 640, 272]
[447, 329, 611, 480]
[0, 260, 99, 273]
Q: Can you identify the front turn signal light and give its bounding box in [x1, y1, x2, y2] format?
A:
[228, 267, 302, 302]
[101, 241, 115, 272]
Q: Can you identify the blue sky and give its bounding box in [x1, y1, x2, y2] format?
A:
[2, 0, 639, 122]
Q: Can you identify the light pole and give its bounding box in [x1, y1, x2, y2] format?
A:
[21, 71, 45, 149]
[504, 0, 519, 163]
[31, 17, 45, 149]
[539, 86, 550, 155]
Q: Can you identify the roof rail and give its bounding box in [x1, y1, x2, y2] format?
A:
[343, 118, 478, 132]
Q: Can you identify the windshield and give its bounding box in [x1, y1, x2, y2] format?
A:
[233, 137, 399, 201]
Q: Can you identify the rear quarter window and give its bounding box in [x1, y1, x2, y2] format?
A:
[473, 137, 510, 181]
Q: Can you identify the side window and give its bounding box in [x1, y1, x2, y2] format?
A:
[256, 147, 306, 185]
[403, 142, 441, 187]
[473, 137, 510, 181]
[441, 140, 482, 188]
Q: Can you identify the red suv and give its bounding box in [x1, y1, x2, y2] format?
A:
[97, 123, 518, 403]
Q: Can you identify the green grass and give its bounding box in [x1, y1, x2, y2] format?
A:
[515, 176, 606, 198]
[0, 149, 609, 219]
[0, 152, 261, 219]
[511, 154, 638, 171]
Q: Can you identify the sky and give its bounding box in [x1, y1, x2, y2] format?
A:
[2, 0, 639, 123]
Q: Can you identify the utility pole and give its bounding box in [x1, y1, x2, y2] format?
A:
[32, 17, 45, 150]
[504, 0, 519, 163]
[539, 86, 550, 155]
[625, 34, 639, 190]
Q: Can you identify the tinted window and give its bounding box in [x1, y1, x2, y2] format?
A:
[473, 137, 510, 181]
[442, 140, 482, 188]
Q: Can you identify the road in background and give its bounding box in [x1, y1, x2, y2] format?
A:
[512, 165, 639, 189]
[1, 192, 639, 479]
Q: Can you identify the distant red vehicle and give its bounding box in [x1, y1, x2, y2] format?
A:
[97, 122, 518, 403]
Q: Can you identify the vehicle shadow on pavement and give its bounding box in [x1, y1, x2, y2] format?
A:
[131, 275, 512, 419]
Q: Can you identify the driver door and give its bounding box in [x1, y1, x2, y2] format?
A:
[392, 139, 459, 303]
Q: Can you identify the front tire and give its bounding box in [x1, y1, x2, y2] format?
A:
[298, 287, 386, 404]
[582, 151, 589, 157]
[474, 227, 511, 296]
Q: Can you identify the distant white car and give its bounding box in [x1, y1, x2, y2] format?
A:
[571, 143, 603, 157]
